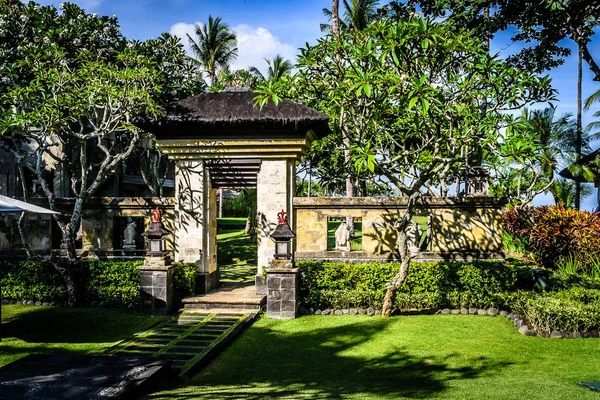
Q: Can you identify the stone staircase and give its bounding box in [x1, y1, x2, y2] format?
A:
[181, 283, 266, 312]
[107, 310, 258, 377]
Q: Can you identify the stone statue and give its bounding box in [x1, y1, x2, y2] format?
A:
[335, 221, 351, 251]
[123, 217, 137, 249]
[406, 220, 422, 255]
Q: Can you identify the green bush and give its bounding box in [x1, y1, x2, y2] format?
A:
[501, 205, 600, 270]
[174, 262, 197, 302]
[79, 260, 142, 305]
[0, 259, 198, 307]
[505, 289, 600, 333]
[0, 260, 66, 302]
[297, 260, 534, 310]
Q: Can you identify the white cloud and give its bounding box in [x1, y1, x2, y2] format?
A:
[168, 21, 297, 75]
[231, 24, 296, 74]
[169, 21, 202, 54]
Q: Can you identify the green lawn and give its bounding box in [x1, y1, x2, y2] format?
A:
[217, 229, 257, 283]
[0, 305, 157, 368]
[145, 315, 600, 400]
[217, 217, 247, 227]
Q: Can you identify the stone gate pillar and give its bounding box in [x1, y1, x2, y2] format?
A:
[174, 160, 218, 293]
[256, 158, 295, 289]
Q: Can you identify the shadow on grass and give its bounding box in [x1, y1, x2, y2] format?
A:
[145, 318, 512, 399]
[1, 305, 157, 344]
[217, 229, 257, 284]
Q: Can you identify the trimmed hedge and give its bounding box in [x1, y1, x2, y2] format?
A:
[0, 260, 66, 302]
[297, 260, 534, 310]
[0, 259, 198, 307]
[298, 260, 600, 333]
[504, 288, 600, 333]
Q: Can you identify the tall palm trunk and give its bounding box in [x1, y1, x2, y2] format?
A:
[332, 0, 340, 37]
[575, 45, 583, 209]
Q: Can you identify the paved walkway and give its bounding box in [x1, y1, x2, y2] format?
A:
[106, 311, 257, 377]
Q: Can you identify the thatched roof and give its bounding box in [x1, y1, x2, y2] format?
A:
[559, 148, 600, 183]
[136, 91, 331, 140]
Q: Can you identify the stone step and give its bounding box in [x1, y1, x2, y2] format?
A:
[182, 302, 264, 311]
[107, 311, 258, 377]
[181, 284, 266, 311]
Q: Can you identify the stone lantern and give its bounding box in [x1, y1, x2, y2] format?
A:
[142, 208, 171, 257]
[270, 210, 295, 260]
[139, 207, 175, 314]
[266, 210, 299, 320]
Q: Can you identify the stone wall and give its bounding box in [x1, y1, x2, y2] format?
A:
[0, 197, 174, 257]
[293, 197, 506, 260]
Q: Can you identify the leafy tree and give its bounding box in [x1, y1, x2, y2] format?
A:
[187, 15, 238, 86]
[0, 1, 196, 304]
[248, 55, 293, 82]
[257, 17, 554, 316]
[387, 0, 600, 81]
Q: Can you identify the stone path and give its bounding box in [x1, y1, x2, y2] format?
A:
[106, 311, 257, 377]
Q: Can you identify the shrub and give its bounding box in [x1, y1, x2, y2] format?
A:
[174, 262, 197, 302]
[0, 260, 66, 302]
[79, 260, 142, 305]
[505, 289, 600, 333]
[501, 205, 600, 270]
[297, 260, 534, 310]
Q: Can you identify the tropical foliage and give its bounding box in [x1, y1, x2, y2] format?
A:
[0, 1, 200, 303]
[256, 16, 554, 316]
[187, 15, 238, 86]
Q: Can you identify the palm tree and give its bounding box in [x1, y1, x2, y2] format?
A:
[554, 178, 594, 208]
[321, 0, 379, 33]
[248, 55, 292, 82]
[519, 107, 591, 205]
[187, 16, 238, 86]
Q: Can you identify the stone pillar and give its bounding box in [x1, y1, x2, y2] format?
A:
[174, 160, 218, 293]
[139, 258, 176, 314]
[266, 260, 299, 319]
[256, 159, 295, 287]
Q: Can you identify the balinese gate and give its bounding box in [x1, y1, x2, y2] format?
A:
[138, 89, 330, 293]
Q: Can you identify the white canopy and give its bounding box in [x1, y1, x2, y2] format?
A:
[0, 194, 59, 214]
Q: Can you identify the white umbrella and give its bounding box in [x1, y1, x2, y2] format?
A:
[0, 194, 59, 214]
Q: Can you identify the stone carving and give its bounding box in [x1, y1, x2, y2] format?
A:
[406, 220, 422, 255]
[335, 221, 351, 251]
[123, 217, 137, 249]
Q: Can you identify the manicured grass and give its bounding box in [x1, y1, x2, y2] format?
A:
[145, 315, 600, 399]
[217, 217, 247, 229]
[217, 229, 257, 283]
[0, 304, 158, 368]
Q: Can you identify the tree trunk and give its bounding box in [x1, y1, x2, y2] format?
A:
[244, 215, 251, 235]
[381, 196, 418, 317]
[51, 254, 78, 307]
[382, 220, 412, 317]
[575, 45, 582, 210]
[332, 0, 340, 37]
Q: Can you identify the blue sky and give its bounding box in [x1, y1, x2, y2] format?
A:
[38, 0, 600, 209]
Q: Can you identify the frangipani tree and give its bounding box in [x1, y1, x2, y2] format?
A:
[257, 17, 554, 316]
[0, 1, 198, 304]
